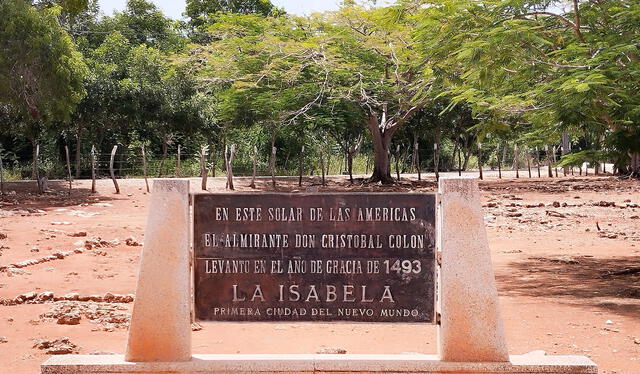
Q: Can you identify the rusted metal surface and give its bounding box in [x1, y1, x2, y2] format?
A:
[193, 193, 436, 323]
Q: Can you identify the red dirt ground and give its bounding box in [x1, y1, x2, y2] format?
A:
[0, 174, 639, 373]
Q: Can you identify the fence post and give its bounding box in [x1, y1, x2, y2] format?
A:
[250, 145, 257, 189]
[298, 145, 305, 187]
[200, 145, 208, 191]
[514, 143, 519, 179]
[35, 144, 42, 194]
[526, 147, 531, 178]
[225, 144, 235, 190]
[65, 145, 72, 196]
[496, 144, 502, 179]
[110, 145, 120, 194]
[270, 146, 277, 188]
[0, 145, 4, 195]
[553, 146, 558, 177]
[91, 146, 96, 193]
[478, 142, 483, 180]
[545, 145, 553, 177]
[142, 145, 149, 193]
[535, 146, 541, 177]
[176, 144, 181, 178]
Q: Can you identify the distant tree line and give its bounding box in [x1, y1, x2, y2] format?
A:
[0, 0, 638, 186]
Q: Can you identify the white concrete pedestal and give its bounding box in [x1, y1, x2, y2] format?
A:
[42, 353, 597, 373]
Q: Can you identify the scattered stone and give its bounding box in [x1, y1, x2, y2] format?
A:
[33, 337, 79, 355]
[552, 201, 561, 208]
[67, 231, 87, 237]
[316, 347, 347, 354]
[50, 222, 72, 226]
[594, 201, 616, 207]
[634, 338, 640, 345]
[41, 301, 130, 329]
[0, 336, 7, 343]
[83, 237, 119, 250]
[56, 313, 81, 325]
[605, 320, 614, 325]
[125, 237, 141, 246]
[0, 233, 7, 240]
[191, 322, 203, 331]
[546, 210, 567, 218]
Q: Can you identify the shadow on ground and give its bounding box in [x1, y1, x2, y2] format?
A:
[497, 255, 640, 318]
[0, 180, 123, 210]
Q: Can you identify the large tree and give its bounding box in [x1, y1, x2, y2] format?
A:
[0, 0, 87, 123]
[192, 4, 432, 183]
[412, 0, 640, 176]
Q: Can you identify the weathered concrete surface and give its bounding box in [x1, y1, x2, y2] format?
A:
[437, 176, 509, 362]
[42, 353, 597, 373]
[125, 179, 191, 362]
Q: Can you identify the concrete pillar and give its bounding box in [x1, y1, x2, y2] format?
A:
[437, 176, 509, 362]
[125, 179, 191, 362]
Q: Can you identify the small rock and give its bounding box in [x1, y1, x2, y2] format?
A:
[125, 237, 141, 246]
[552, 201, 561, 208]
[316, 347, 347, 354]
[0, 336, 7, 343]
[33, 337, 79, 355]
[57, 313, 81, 325]
[191, 322, 203, 331]
[605, 320, 614, 325]
[67, 231, 87, 237]
[61, 292, 80, 301]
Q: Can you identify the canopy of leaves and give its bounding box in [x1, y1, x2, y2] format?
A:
[0, 0, 87, 122]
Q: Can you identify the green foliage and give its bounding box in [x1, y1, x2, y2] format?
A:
[0, 0, 87, 122]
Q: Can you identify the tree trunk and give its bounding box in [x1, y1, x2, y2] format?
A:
[628, 152, 639, 177]
[75, 122, 83, 178]
[462, 141, 471, 171]
[347, 150, 354, 183]
[365, 114, 394, 184]
[394, 145, 401, 181]
[158, 135, 169, 177]
[561, 133, 571, 175]
[299, 146, 305, 186]
[433, 138, 440, 182]
[320, 150, 326, 186]
[457, 144, 462, 177]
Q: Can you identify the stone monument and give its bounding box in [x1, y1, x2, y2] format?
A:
[41, 177, 597, 374]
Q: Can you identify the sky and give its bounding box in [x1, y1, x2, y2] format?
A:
[97, 0, 347, 19]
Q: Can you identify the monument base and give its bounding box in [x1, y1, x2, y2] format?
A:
[42, 353, 596, 373]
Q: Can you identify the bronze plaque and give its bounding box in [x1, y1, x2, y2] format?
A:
[193, 193, 436, 323]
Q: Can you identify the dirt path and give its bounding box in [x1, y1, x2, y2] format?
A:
[0, 175, 638, 373]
